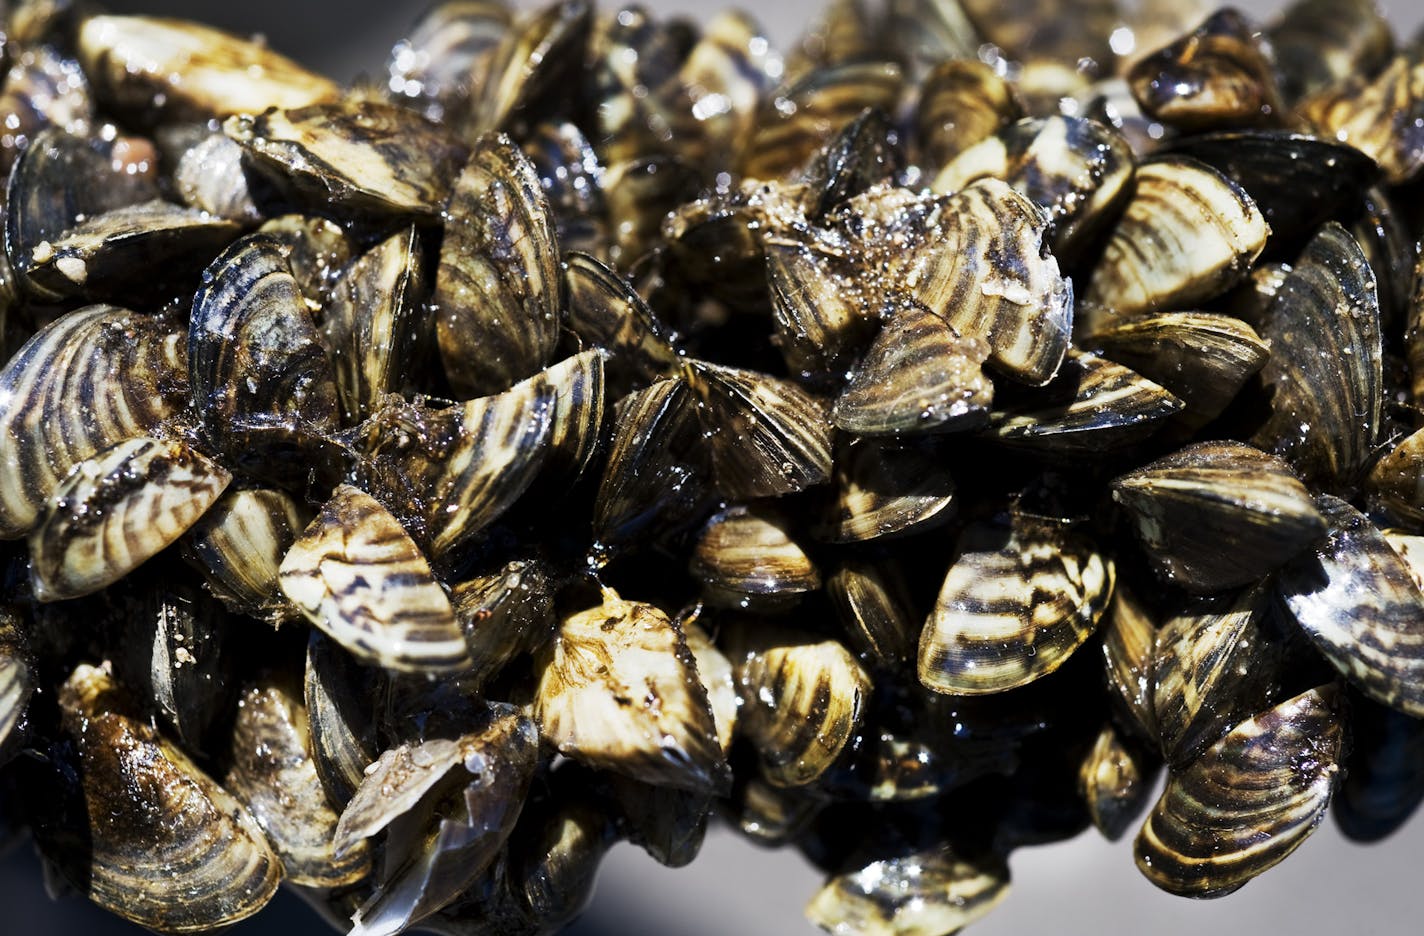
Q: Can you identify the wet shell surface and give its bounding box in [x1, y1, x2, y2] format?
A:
[4, 3, 1424, 934]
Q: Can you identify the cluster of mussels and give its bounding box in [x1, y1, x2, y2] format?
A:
[2, 0, 1424, 933]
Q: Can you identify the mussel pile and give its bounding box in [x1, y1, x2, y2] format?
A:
[2, 0, 1424, 933]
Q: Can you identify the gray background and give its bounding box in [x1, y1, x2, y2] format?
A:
[8, 0, 1424, 934]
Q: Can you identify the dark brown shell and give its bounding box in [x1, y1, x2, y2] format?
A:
[1134, 686, 1344, 898]
[436, 131, 562, 396]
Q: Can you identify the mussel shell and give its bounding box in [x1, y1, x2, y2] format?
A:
[826, 558, 919, 670]
[21, 200, 241, 301]
[1369, 427, 1424, 527]
[686, 360, 834, 500]
[1111, 441, 1327, 593]
[1079, 724, 1159, 842]
[29, 436, 230, 602]
[690, 505, 819, 610]
[35, 664, 282, 932]
[1084, 156, 1268, 316]
[1267, 0, 1394, 104]
[918, 515, 1114, 696]
[0, 304, 187, 539]
[224, 674, 372, 887]
[1334, 690, 1424, 842]
[0, 607, 34, 761]
[6, 127, 161, 301]
[1134, 686, 1344, 898]
[817, 438, 956, 544]
[475, 0, 592, 133]
[1100, 583, 1159, 743]
[450, 559, 556, 692]
[802, 107, 904, 220]
[563, 251, 679, 388]
[1300, 54, 1424, 186]
[534, 589, 729, 794]
[722, 619, 872, 788]
[740, 60, 903, 182]
[226, 99, 467, 219]
[78, 15, 339, 121]
[601, 154, 701, 266]
[304, 632, 380, 809]
[256, 213, 356, 313]
[683, 617, 738, 754]
[725, 774, 822, 846]
[1160, 132, 1380, 251]
[676, 10, 778, 169]
[890, 178, 1072, 387]
[1150, 585, 1292, 766]
[342, 703, 538, 936]
[805, 845, 1010, 936]
[345, 377, 554, 558]
[605, 775, 710, 869]
[387, 0, 513, 124]
[933, 116, 1134, 260]
[522, 123, 608, 259]
[765, 236, 876, 382]
[1126, 9, 1280, 131]
[1249, 222, 1381, 494]
[184, 487, 307, 622]
[0, 45, 93, 175]
[592, 377, 710, 551]
[507, 771, 621, 931]
[189, 233, 341, 483]
[1084, 311, 1269, 432]
[322, 225, 425, 424]
[914, 58, 1021, 172]
[436, 131, 561, 397]
[983, 351, 1183, 455]
[279, 484, 469, 675]
[833, 303, 992, 436]
[1278, 496, 1424, 718]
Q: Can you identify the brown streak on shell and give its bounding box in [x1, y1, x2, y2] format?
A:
[278, 485, 469, 675]
[30, 437, 231, 602]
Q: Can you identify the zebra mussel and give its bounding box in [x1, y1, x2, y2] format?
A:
[1, 1, 1423, 935]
